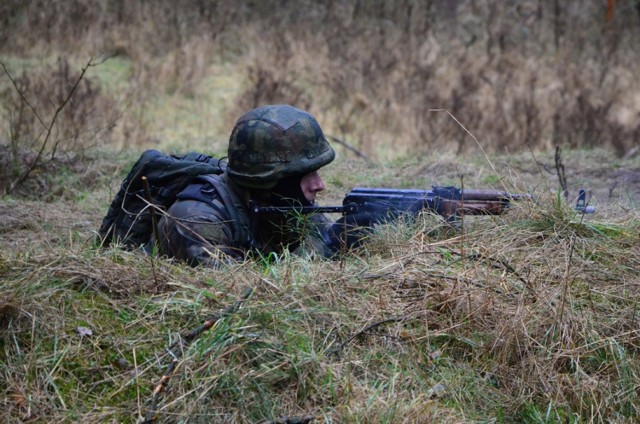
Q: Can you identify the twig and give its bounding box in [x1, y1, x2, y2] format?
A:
[181, 287, 253, 343]
[459, 174, 465, 262]
[2, 57, 96, 194]
[526, 143, 556, 175]
[141, 175, 161, 288]
[142, 287, 254, 423]
[555, 146, 568, 200]
[557, 236, 576, 322]
[262, 416, 316, 424]
[141, 176, 163, 257]
[332, 315, 410, 355]
[326, 135, 369, 161]
[428, 109, 500, 179]
[608, 181, 618, 201]
[0, 62, 48, 130]
[465, 252, 530, 288]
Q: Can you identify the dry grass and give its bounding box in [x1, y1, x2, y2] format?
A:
[1, 151, 639, 422]
[1, 1, 640, 422]
[3, 1, 640, 162]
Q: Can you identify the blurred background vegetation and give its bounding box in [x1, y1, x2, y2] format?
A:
[1, 0, 640, 202]
[2, 0, 639, 161]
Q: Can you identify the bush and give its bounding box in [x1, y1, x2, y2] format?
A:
[0, 57, 119, 196]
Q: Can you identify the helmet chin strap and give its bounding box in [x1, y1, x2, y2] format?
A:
[270, 174, 312, 208]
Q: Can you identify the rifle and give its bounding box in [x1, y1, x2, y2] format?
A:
[251, 185, 595, 222]
[250, 185, 595, 252]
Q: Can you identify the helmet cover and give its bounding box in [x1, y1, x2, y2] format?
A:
[227, 104, 335, 188]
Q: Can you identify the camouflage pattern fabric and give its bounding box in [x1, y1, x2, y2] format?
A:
[227, 105, 335, 188]
[150, 173, 335, 267]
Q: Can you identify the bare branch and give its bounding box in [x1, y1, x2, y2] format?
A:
[1, 61, 47, 130]
[326, 135, 369, 161]
[6, 57, 96, 194]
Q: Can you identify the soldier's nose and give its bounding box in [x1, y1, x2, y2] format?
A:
[308, 171, 325, 193]
[301, 171, 325, 201]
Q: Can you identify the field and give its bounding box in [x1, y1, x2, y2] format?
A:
[2, 1, 640, 423]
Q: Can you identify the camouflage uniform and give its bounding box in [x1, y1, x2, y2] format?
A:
[154, 172, 335, 267]
[152, 105, 338, 267]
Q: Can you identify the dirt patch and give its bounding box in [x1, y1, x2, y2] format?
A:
[557, 165, 640, 207]
[0, 199, 99, 252]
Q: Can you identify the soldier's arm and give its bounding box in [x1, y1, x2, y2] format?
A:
[156, 199, 245, 267]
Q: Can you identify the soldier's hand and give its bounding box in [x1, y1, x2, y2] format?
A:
[325, 213, 375, 253]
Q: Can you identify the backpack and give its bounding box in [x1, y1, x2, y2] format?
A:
[99, 149, 247, 249]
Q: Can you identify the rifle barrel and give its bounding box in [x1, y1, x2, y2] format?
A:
[458, 188, 531, 201]
[250, 203, 356, 215]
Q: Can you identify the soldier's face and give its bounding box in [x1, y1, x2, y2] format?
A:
[300, 171, 325, 202]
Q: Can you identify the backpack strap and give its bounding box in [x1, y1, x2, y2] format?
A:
[176, 182, 226, 214]
[176, 174, 251, 249]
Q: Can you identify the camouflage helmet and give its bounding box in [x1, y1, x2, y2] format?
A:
[226, 104, 335, 188]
